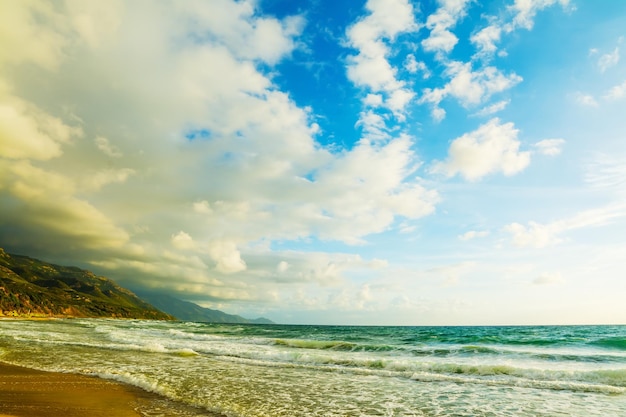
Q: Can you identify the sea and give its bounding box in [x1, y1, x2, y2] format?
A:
[1, 320, 625, 416]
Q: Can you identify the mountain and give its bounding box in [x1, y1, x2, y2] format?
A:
[0, 248, 172, 320]
[136, 291, 274, 324]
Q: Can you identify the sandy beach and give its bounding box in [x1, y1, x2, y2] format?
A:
[0, 362, 215, 417]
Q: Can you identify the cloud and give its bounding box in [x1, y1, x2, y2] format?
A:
[0, 160, 129, 251]
[473, 99, 510, 117]
[504, 204, 626, 248]
[431, 118, 531, 181]
[503, 221, 562, 248]
[0, 0, 70, 70]
[404, 54, 430, 78]
[458, 230, 489, 241]
[81, 168, 136, 191]
[508, 0, 571, 31]
[171, 231, 195, 251]
[573, 92, 598, 107]
[207, 240, 247, 274]
[0, 88, 83, 160]
[533, 138, 565, 156]
[421, 0, 471, 54]
[95, 136, 123, 158]
[471, 24, 502, 56]
[584, 153, 626, 192]
[596, 38, 622, 73]
[0, 0, 439, 307]
[598, 47, 620, 73]
[345, 0, 418, 119]
[604, 80, 626, 101]
[177, 0, 305, 65]
[419, 62, 521, 120]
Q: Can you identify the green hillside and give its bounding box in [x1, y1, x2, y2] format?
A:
[0, 248, 172, 320]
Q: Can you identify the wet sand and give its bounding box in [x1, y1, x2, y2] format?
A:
[0, 362, 217, 417]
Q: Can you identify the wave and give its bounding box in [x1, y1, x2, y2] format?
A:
[591, 338, 626, 351]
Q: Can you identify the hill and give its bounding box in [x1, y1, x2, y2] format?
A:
[136, 291, 274, 324]
[0, 248, 172, 320]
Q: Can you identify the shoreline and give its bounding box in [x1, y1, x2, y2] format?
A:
[0, 361, 219, 417]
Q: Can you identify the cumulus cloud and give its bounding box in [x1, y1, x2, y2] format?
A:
[0, 89, 83, 160]
[471, 24, 502, 56]
[421, 0, 471, 54]
[431, 118, 531, 181]
[404, 54, 430, 78]
[0, 0, 438, 309]
[171, 231, 195, 251]
[346, 0, 418, 120]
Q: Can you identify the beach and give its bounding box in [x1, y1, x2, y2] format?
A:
[0, 361, 216, 417]
[0, 361, 149, 417]
[1, 319, 625, 416]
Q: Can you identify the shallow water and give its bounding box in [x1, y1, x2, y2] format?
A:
[1, 320, 625, 416]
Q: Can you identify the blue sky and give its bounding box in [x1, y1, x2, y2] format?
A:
[1, 0, 625, 325]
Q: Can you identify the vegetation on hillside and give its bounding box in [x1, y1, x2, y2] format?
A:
[0, 248, 172, 319]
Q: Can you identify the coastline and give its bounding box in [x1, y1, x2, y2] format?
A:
[0, 361, 218, 417]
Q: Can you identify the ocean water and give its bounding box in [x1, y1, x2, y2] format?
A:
[1, 320, 625, 416]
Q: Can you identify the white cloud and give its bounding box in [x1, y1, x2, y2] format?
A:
[509, 0, 571, 31]
[574, 92, 598, 107]
[471, 24, 502, 56]
[207, 240, 247, 274]
[597, 47, 620, 73]
[364, 93, 383, 107]
[504, 204, 626, 248]
[95, 136, 122, 158]
[421, 0, 471, 54]
[404, 54, 430, 78]
[604, 80, 626, 101]
[419, 62, 521, 120]
[584, 153, 626, 192]
[458, 230, 489, 241]
[346, 0, 418, 119]
[0, 1, 70, 70]
[473, 99, 510, 117]
[277, 261, 289, 273]
[81, 168, 135, 191]
[431, 118, 531, 181]
[533, 138, 565, 156]
[0, 1, 440, 307]
[503, 221, 562, 248]
[177, 0, 304, 65]
[0, 89, 82, 160]
[193, 200, 213, 214]
[172, 231, 196, 251]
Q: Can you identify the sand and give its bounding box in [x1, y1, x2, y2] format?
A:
[0, 362, 218, 417]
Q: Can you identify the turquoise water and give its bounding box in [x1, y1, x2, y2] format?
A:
[1, 320, 625, 416]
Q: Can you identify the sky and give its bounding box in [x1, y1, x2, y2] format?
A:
[1, 0, 625, 325]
